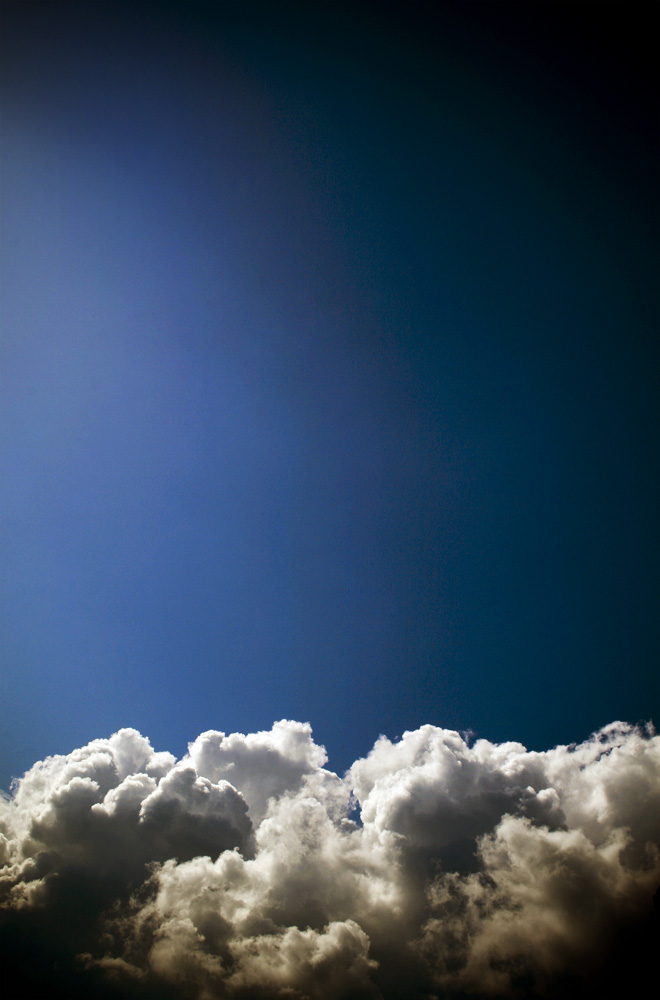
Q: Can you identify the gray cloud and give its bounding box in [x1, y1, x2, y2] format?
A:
[1, 720, 658, 998]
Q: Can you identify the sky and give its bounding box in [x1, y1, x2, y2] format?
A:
[0, 2, 658, 995]
[2, 0, 657, 787]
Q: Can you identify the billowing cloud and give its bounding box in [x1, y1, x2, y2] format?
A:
[1, 720, 658, 998]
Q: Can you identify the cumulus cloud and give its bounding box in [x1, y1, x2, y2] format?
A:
[1, 720, 658, 999]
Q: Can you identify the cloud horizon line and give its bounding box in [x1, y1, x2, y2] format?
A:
[2, 718, 658, 999]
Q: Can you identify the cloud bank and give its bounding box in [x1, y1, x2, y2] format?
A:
[1, 720, 658, 999]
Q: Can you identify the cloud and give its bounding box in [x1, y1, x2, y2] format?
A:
[187, 720, 328, 825]
[1, 720, 658, 998]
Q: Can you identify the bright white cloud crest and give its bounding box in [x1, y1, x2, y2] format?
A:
[1, 720, 658, 998]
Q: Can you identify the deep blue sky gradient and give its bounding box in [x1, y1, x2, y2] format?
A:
[1, 1, 658, 786]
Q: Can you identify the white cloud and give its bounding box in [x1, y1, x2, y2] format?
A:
[1, 720, 658, 998]
[187, 719, 328, 824]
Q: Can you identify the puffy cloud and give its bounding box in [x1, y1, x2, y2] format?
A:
[1, 720, 658, 998]
[417, 816, 658, 997]
[187, 720, 328, 824]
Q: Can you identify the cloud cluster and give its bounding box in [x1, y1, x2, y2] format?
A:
[1, 720, 658, 999]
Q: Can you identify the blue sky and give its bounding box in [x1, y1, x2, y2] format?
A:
[1, 0, 658, 787]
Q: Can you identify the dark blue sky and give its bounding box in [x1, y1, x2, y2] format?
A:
[2, 1, 658, 786]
